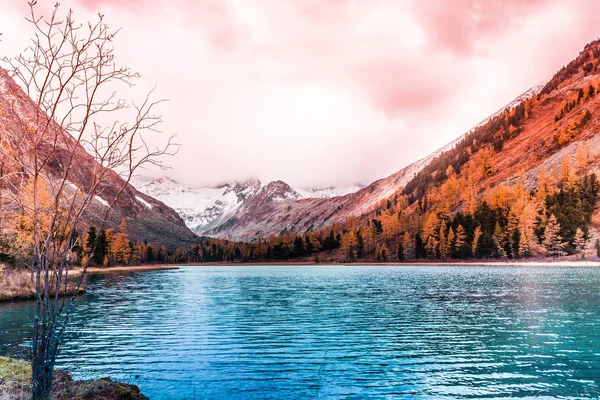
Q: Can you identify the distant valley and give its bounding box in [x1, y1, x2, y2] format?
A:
[132, 176, 364, 236]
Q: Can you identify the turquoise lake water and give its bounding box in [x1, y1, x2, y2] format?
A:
[1, 265, 599, 399]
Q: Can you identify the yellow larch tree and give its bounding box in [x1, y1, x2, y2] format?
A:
[422, 212, 439, 243]
[575, 142, 590, 172]
[340, 230, 357, 259]
[110, 219, 131, 265]
[472, 227, 482, 256]
[382, 213, 399, 240]
[560, 155, 577, 189]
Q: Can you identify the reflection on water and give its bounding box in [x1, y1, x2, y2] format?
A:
[1, 265, 599, 399]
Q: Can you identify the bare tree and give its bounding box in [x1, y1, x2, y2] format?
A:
[0, 2, 176, 398]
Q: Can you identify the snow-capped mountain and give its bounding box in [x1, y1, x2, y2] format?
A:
[195, 83, 545, 241]
[133, 80, 545, 242]
[132, 176, 364, 235]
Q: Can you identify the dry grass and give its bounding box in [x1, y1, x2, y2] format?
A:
[0, 265, 84, 302]
[0, 267, 35, 302]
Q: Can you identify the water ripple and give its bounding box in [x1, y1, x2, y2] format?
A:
[1, 265, 600, 399]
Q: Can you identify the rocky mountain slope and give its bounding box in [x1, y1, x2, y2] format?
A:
[186, 39, 600, 264]
[401, 40, 600, 202]
[132, 176, 364, 235]
[0, 68, 198, 248]
[166, 84, 542, 242]
[351, 38, 600, 260]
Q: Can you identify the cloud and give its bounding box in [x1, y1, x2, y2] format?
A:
[412, 0, 551, 56]
[1, 0, 600, 188]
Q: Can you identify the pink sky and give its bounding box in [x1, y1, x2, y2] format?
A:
[2, 0, 600, 188]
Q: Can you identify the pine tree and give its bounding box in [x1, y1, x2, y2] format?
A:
[581, 109, 592, 126]
[85, 226, 97, 257]
[455, 224, 467, 254]
[543, 214, 564, 258]
[294, 236, 305, 256]
[397, 242, 405, 261]
[355, 230, 365, 258]
[438, 222, 448, 258]
[493, 222, 508, 259]
[94, 229, 108, 265]
[447, 227, 455, 257]
[472, 227, 482, 257]
[305, 236, 314, 255]
[573, 228, 586, 259]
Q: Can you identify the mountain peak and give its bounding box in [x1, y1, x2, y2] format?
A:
[261, 180, 299, 200]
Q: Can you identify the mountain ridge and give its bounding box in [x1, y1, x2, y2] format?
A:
[0, 68, 198, 249]
[185, 82, 546, 241]
[186, 38, 600, 263]
[132, 176, 365, 236]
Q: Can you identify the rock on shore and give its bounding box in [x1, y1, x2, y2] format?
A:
[0, 357, 148, 400]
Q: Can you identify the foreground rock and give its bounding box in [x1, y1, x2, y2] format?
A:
[0, 357, 147, 400]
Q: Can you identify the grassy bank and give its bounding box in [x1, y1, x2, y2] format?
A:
[0, 264, 177, 302]
[0, 267, 84, 303]
[0, 357, 148, 400]
[0, 268, 33, 302]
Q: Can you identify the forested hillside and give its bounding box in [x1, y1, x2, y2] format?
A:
[0, 67, 198, 264]
[6, 39, 600, 267]
[162, 40, 600, 264]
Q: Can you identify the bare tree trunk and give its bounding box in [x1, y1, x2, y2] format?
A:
[0, 3, 177, 398]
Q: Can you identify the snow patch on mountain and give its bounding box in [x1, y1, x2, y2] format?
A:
[94, 195, 109, 207]
[296, 185, 364, 199]
[132, 177, 252, 234]
[135, 196, 153, 209]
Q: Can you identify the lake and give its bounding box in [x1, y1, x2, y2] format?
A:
[1, 265, 599, 399]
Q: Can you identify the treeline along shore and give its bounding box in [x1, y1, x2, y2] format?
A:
[4, 257, 600, 303]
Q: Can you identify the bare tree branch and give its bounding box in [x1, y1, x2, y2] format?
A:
[0, 3, 178, 398]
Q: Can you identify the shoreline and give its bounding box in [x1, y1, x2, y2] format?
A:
[70, 265, 180, 276]
[0, 265, 178, 303]
[159, 259, 600, 268]
[3, 259, 599, 303]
